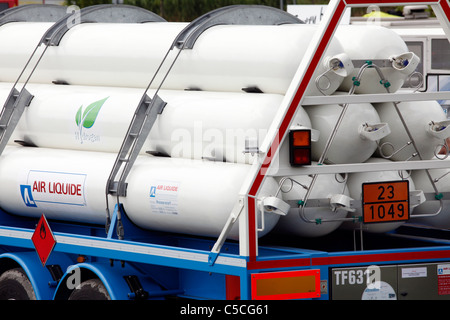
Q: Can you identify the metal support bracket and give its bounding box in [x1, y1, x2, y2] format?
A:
[40, 4, 166, 47]
[106, 94, 166, 198]
[0, 4, 67, 26]
[0, 88, 34, 155]
[105, 94, 166, 238]
[124, 275, 149, 300]
[209, 198, 245, 266]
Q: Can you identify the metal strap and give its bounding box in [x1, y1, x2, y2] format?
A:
[41, 4, 167, 46]
[105, 94, 167, 239]
[0, 4, 67, 26]
[0, 88, 33, 155]
[106, 94, 166, 198]
[172, 5, 303, 50]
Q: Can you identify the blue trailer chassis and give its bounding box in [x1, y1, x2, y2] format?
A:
[1, 203, 450, 300]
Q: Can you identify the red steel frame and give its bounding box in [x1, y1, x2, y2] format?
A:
[242, 0, 450, 263]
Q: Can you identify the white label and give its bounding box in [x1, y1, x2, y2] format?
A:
[438, 264, 450, 295]
[401, 267, 427, 278]
[438, 264, 450, 275]
[149, 180, 180, 215]
[20, 170, 86, 208]
[362, 281, 397, 300]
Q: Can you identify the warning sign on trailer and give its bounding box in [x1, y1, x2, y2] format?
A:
[362, 180, 410, 224]
[31, 214, 56, 266]
[438, 264, 450, 295]
[149, 180, 180, 215]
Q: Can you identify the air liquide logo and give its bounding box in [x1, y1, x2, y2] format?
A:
[149, 181, 180, 215]
[20, 185, 37, 207]
[75, 97, 108, 144]
[20, 171, 87, 208]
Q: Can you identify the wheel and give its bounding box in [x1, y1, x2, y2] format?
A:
[68, 278, 110, 300]
[0, 268, 36, 300]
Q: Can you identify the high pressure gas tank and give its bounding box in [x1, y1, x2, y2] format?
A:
[410, 159, 450, 228]
[304, 95, 389, 164]
[0, 21, 183, 86]
[374, 100, 450, 161]
[0, 22, 349, 95]
[341, 157, 416, 233]
[273, 168, 350, 237]
[2, 82, 311, 164]
[335, 24, 419, 94]
[0, 146, 281, 240]
[147, 89, 311, 164]
[0, 22, 55, 81]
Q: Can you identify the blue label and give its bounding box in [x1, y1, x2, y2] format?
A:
[20, 185, 37, 207]
[150, 186, 156, 198]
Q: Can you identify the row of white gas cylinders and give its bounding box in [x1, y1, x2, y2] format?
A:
[0, 17, 448, 239]
[1, 79, 448, 236]
[0, 142, 445, 239]
[0, 22, 417, 95]
[2, 83, 447, 165]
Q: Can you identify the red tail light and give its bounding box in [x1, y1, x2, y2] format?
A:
[289, 129, 311, 166]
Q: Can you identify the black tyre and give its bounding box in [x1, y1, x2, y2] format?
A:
[0, 268, 36, 300]
[68, 278, 110, 300]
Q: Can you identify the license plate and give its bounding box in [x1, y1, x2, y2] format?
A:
[362, 180, 410, 224]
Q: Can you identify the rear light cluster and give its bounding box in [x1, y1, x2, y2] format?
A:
[289, 129, 311, 166]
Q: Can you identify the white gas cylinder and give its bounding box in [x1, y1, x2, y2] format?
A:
[411, 160, 450, 228]
[1, 83, 311, 165]
[0, 22, 54, 82]
[122, 154, 281, 239]
[274, 169, 350, 237]
[148, 89, 310, 164]
[0, 146, 281, 239]
[375, 100, 450, 161]
[335, 24, 418, 94]
[341, 157, 416, 233]
[0, 22, 348, 95]
[304, 96, 387, 164]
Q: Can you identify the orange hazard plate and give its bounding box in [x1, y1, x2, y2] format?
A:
[362, 180, 410, 224]
[251, 269, 320, 300]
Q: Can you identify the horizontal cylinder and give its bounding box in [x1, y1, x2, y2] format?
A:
[374, 100, 449, 161]
[0, 145, 281, 239]
[0, 83, 311, 164]
[335, 24, 413, 94]
[411, 160, 450, 228]
[0, 22, 347, 95]
[304, 95, 382, 164]
[274, 169, 350, 238]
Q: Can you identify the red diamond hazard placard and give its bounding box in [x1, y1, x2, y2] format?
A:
[32, 214, 56, 266]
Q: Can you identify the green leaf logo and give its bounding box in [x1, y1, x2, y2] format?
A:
[76, 97, 108, 143]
